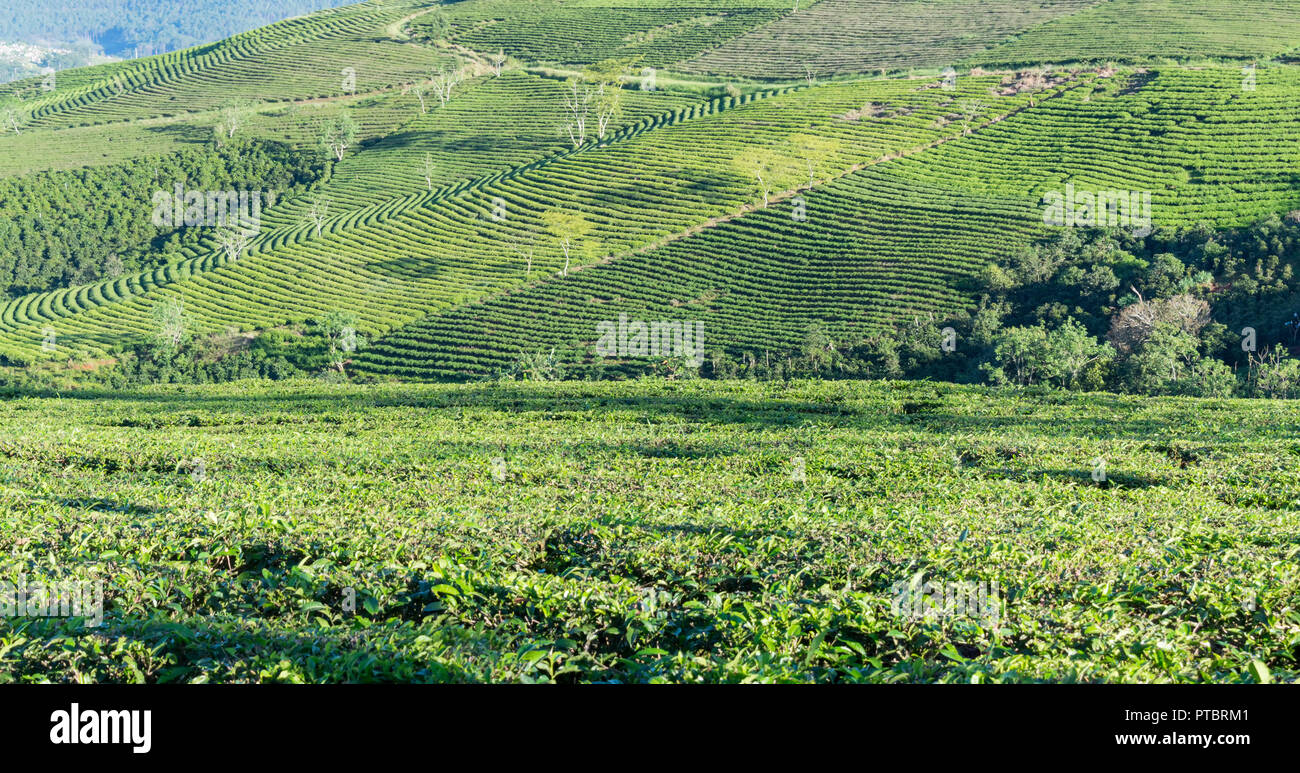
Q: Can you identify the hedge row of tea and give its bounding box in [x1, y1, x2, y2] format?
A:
[358, 66, 1300, 377]
[881, 67, 1300, 228]
[261, 71, 700, 230]
[1, 379, 1294, 682]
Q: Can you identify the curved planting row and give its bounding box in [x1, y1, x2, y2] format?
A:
[357, 66, 1300, 378]
[0, 75, 731, 347]
[261, 70, 701, 230]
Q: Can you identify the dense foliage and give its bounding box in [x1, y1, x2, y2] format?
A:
[0, 379, 1294, 683]
[0, 139, 327, 297]
[863, 216, 1300, 397]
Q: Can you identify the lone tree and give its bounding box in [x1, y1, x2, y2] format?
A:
[1107, 291, 1210, 354]
[732, 145, 798, 208]
[409, 82, 429, 114]
[956, 98, 987, 135]
[217, 99, 253, 139]
[594, 80, 622, 140]
[508, 227, 538, 278]
[491, 50, 508, 77]
[420, 8, 449, 41]
[430, 68, 461, 107]
[421, 152, 437, 191]
[150, 296, 192, 357]
[216, 226, 252, 262]
[319, 113, 359, 161]
[560, 59, 632, 146]
[560, 79, 595, 147]
[318, 309, 366, 373]
[789, 134, 840, 187]
[0, 99, 23, 134]
[588, 58, 634, 140]
[304, 194, 331, 237]
[541, 210, 594, 277]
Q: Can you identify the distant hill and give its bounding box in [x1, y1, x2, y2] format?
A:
[0, 0, 352, 82]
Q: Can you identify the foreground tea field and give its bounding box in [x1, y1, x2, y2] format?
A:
[1, 379, 1296, 683]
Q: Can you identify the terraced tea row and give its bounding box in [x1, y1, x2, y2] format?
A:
[428, 0, 795, 67]
[676, 0, 1103, 79]
[358, 172, 1044, 379]
[968, 0, 1300, 67]
[360, 65, 1300, 376]
[262, 70, 701, 230]
[0, 77, 716, 349]
[879, 66, 1300, 229]
[0, 74, 1050, 363]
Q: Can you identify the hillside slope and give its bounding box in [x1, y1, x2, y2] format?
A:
[3, 0, 1300, 382]
[0, 69, 1064, 364]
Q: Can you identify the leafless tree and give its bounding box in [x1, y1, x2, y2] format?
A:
[0, 102, 22, 134]
[421, 152, 436, 191]
[509, 229, 538, 279]
[561, 80, 595, 147]
[430, 69, 461, 107]
[216, 226, 251, 262]
[304, 194, 330, 237]
[956, 98, 987, 135]
[409, 83, 428, 114]
[1107, 290, 1211, 353]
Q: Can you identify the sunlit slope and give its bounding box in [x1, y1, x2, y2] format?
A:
[969, 0, 1300, 67]
[0, 0, 444, 132]
[357, 173, 1042, 379]
[357, 66, 1300, 377]
[262, 70, 699, 230]
[421, 0, 798, 67]
[0, 72, 703, 361]
[876, 67, 1300, 226]
[0, 74, 1052, 363]
[675, 0, 1103, 79]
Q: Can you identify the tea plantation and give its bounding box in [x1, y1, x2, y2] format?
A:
[1, 379, 1295, 683]
[2, 0, 1300, 685]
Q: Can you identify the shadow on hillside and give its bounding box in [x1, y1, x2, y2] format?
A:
[85, 612, 495, 684]
[362, 253, 450, 282]
[143, 122, 216, 144]
[370, 130, 560, 157]
[969, 467, 1170, 490]
[2, 382, 1276, 444]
